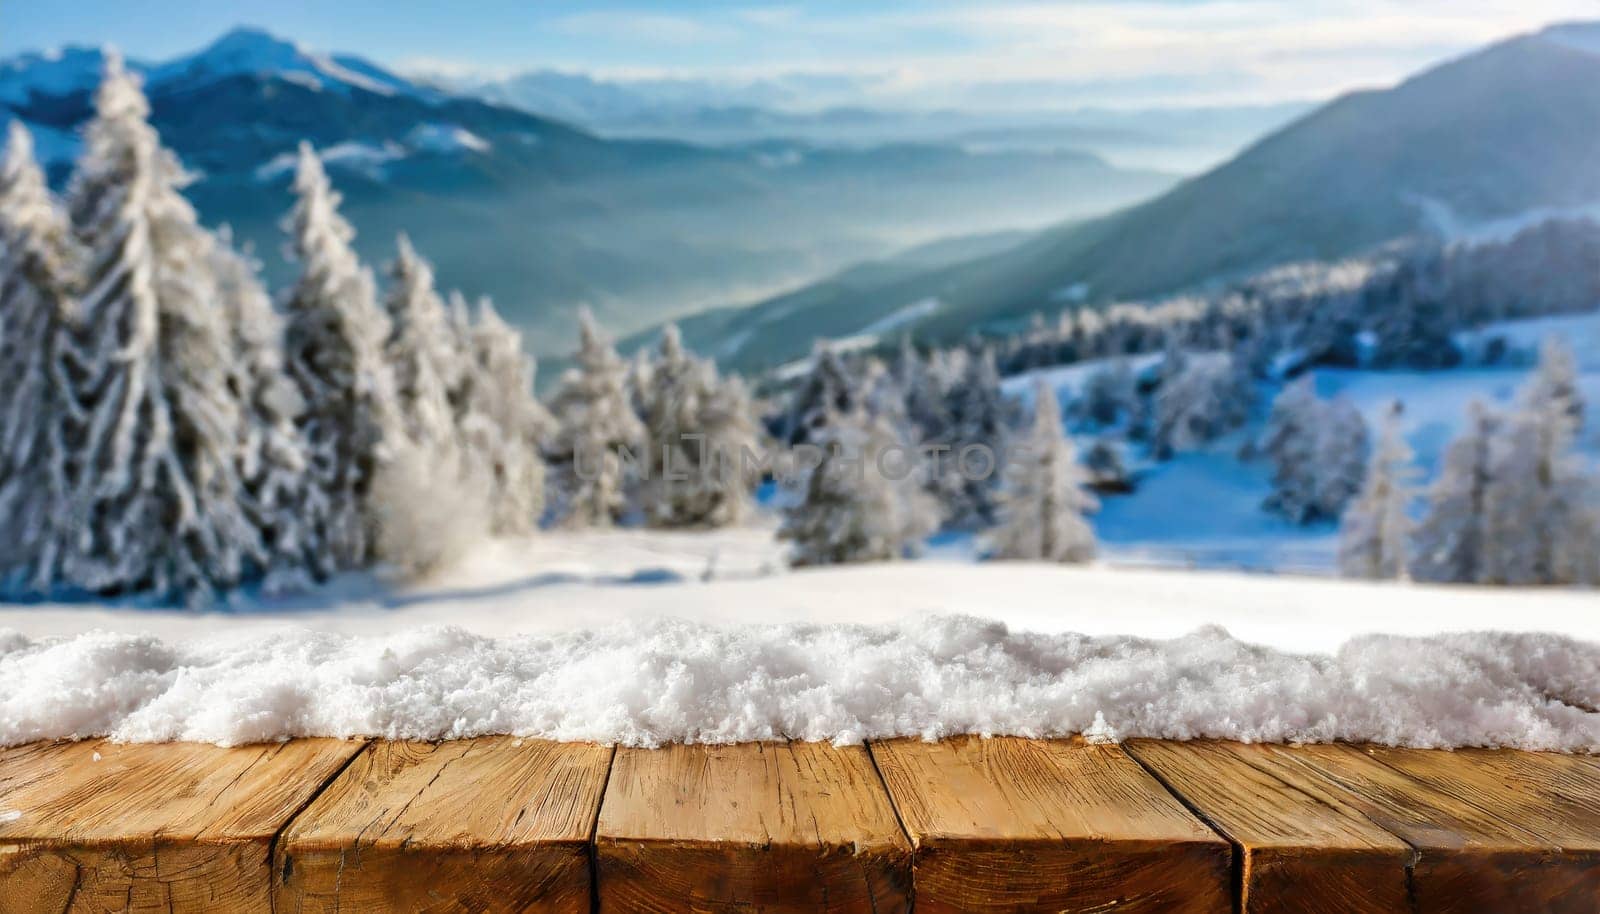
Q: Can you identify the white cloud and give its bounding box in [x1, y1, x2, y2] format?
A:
[399, 0, 1600, 110]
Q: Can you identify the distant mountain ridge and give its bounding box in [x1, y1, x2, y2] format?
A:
[446, 65, 1308, 173]
[656, 21, 1600, 375]
[0, 27, 1174, 353]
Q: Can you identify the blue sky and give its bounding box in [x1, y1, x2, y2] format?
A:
[7, 1, 1596, 108]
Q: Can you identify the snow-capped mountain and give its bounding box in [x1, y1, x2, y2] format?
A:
[651, 20, 1600, 374]
[143, 27, 434, 99]
[0, 27, 435, 108]
[0, 27, 1171, 351]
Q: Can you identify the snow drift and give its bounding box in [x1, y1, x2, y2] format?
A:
[4, 614, 1598, 751]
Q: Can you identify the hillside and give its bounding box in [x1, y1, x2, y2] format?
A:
[0, 28, 1173, 351]
[670, 23, 1600, 375]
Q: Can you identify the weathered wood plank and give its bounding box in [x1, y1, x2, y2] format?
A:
[1127, 739, 1412, 914]
[0, 737, 362, 914]
[1273, 743, 1600, 914]
[1359, 746, 1600, 852]
[595, 740, 912, 913]
[274, 737, 612, 913]
[871, 735, 1231, 914]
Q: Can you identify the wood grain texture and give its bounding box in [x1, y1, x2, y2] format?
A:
[1274, 743, 1600, 914]
[595, 740, 912, 913]
[0, 737, 362, 914]
[872, 736, 1231, 914]
[274, 737, 612, 913]
[1127, 739, 1411, 914]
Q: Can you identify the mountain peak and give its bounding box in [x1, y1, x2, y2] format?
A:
[200, 25, 305, 63]
[144, 25, 410, 98]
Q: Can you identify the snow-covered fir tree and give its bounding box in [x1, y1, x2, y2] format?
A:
[896, 335, 951, 448]
[1411, 400, 1499, 584]
[1311, 396, 1369, 519]
[1338, 403, 1416, 580]
[1259, 376, 1323, 523]
[383, 234, 461, 450]
[779, 405, 941, 566]
[210, 231, 330, 592]
[860, 357, 911, 432]
[1077, 358, 1137, 428]
[940, 347, 1011, 527]
[638, 324, 710, 523]
[638, 325, 761, 528]
[456, 298, 549, 535]
[281, 142, 401, 570]
[688, 367, 764, 527]
[1480, 349, 1597, 586]
[0, 120, 85, 589]
[550, 309, 645, 527]
[987, 382, 1097, 562]
[782, 343, 859, 445]
[62, 55, 257, 603]
[1523, 338, 1584, 428]
[1150, 352, 1248, 458]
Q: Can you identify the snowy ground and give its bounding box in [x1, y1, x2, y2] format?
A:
[3, 527, 1598, 751]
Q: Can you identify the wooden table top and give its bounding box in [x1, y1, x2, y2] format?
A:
[2, 734, 1598, 913]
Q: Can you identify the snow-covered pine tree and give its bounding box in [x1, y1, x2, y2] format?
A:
[782, 342, 858, 445]
[1150, 353, 1247, 459]
[457, 297, 548, 535]
[382, 234, 461, 450]
[1524, 338, 1584, 429]
[1554, 475, 1600, 587]
[941, 347, 1011, 527]
[638, 324, 706, 526]
[1338, 402, 1416, 580]
[0, 120, 85, 589]
[210, 229, 330, 592]
[1260, 376, 1322, 523]
[1077, 358, 1137, 428]
[1411, 400, 1499, 584]
[988, 382, 1097, 562]
[443, 289, 483, 410]
[690, 368, 764, 527]
[778, 404, 941, 566]
[860, 356, 910, 430]
[1311, 396, 1369, 519]
[63, 55, 257, 603]
[550, 308, 645, 527]
[281, 141, 401, 570]
[1481, 351, 1594, 585]
[896, 335, 950, 447]
[638, 325, 762, 528]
